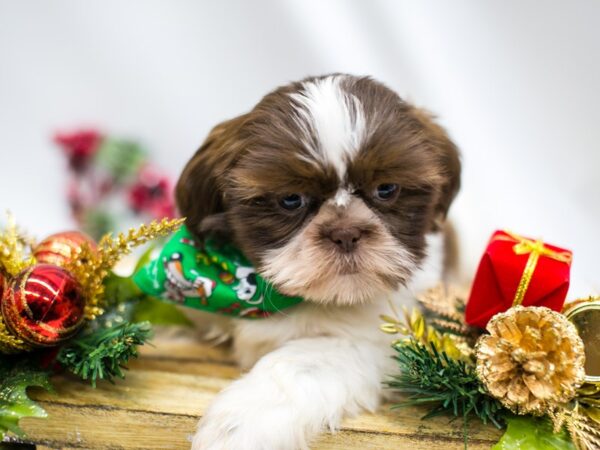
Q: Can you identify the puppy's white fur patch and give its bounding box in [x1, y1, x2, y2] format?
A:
[195, 334, 391, 450]
[330, 187, 352, 208]
[290, 75, 366, 179]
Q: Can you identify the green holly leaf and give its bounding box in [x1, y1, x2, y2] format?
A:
[492, 415, 575, 450]
[0, 359, 52, 439]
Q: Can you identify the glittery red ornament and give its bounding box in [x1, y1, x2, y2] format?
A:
[1, 264, 85, 347]
[33, 231, 97, 267]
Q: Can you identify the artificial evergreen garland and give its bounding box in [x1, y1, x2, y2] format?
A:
[388, 341, 504, 428]
[382, 286, 600, 450]
[0, 216, 184, 439]
[56, 321, 152, 387]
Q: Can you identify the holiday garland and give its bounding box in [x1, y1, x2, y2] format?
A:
[0, 128, 188, 441]
[382, 231, 600, 450]
[383, 294, 600, 449]
[0, 215, 183, 439]
[2, 191, 598, 450]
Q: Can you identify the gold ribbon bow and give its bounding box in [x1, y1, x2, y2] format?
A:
[493, 231, 572, 306]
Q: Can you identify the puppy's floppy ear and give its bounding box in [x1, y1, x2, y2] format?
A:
[411, 107, 461, 230]
[176, 114, 248, 237]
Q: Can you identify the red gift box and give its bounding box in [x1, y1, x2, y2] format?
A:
[465, 230, 572, 328]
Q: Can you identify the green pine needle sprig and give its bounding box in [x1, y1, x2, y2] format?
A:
[387, 341, 504, 429]
[57, 321, 152, 387]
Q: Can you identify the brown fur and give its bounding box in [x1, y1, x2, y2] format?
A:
[176, 75, 461, 286]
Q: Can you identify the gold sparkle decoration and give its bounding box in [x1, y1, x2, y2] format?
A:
[381, 307, 472, 361]
[578, 384, 600, 433]
[416, 283, 480, 345]
[0, 213, 35, 277]
[65, 217, 185, 319]
[0, 315, 32, 354]
[476, 306, 586, 415]
[550, 405, 600, 450]
[0, 214, 34, 353]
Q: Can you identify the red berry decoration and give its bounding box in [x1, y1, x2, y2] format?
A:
[54, 129, 102, 173]
[127, 166, 176, 219]
[1, 264, 86, 347]
[33, 231, 97, 267]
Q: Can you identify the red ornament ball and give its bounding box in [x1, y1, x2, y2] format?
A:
[0, 272, 5, 300]
[33, 231, 97, 267]
[1, 264, 86, 347]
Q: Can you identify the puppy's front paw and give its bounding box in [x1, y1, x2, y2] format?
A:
[191, 409, 301, 450]
[191, 387, 306, 450]
[191, 412, 240, 450]
[190, 338, 380, 450]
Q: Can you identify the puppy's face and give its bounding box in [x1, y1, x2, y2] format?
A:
[177, 75, 460, 305]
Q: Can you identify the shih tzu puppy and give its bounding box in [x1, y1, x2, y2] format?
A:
[176, 74, 461, 450]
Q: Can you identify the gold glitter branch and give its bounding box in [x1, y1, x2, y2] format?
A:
[550, 405, 600, 450]
[66, 217, 185, 319]
[0, 213, 35, 277]
[0, 214, 36, 353]
[381, 307, 473, 361]
[416, 284, 476, 338]
[0, 315, 32, 354]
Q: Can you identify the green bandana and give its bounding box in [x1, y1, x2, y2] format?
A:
[133, 226, 303, 318]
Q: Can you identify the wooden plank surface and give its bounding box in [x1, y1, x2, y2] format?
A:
[7, 330, 503, 449]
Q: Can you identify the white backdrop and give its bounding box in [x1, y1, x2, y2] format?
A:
[1, 0, 598, 297]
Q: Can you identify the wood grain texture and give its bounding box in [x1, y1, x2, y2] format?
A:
[9, 332, 503, 449]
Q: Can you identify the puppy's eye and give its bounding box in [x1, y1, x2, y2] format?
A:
[279, 194, 305, 210]
[374, 183, 399, 200]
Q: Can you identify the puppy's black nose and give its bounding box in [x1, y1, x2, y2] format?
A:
[329, 227, 362, 252]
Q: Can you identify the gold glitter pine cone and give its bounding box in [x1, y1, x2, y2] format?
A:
[476, 305, 586, 415]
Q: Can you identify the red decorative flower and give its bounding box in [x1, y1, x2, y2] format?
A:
[127, 165, 176, 218]
[55, 130, 102, 172]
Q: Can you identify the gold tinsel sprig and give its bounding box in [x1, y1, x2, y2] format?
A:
[476, 306, 586, 416]
[66, 217, 185, 319]
[381, 307, 472, 362]
[416, 283, 481, 345]
[0, 214, 36, 277]
[0, 215, 36, 353]
[550, 405, 600, 450]
[0, 317, 31, 354]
